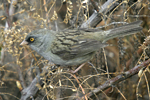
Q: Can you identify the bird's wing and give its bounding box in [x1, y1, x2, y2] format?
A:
[50, 30, 108, 60]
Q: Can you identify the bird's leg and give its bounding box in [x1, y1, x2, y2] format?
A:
[70, 63, 86, 74]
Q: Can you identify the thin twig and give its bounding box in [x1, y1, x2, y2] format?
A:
[81, 59, 150, 99]
[72, 74, 88, 100]
[81, 0, 118, 28]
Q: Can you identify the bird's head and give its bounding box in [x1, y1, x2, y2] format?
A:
[20, 29, 54, 53]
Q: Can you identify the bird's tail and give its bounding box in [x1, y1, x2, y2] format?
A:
[102, 20, 143, 42]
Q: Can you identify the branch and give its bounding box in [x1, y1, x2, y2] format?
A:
[21, 74, 42, 100]
[20, 66, 51, 100]
[81, 59, 150, 99]
[81, 0, 119, 28]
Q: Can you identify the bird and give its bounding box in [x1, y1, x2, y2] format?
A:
[20, 20, 143, 73]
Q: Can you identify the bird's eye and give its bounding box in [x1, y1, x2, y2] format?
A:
[30, 37, 34, 42]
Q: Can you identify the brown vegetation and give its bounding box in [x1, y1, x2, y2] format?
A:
[0, 0, 150, 100]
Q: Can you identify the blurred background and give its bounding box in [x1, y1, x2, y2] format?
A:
[0, 0, 150, 100]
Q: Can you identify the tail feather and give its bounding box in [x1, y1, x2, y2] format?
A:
[103, 20, 143, 42]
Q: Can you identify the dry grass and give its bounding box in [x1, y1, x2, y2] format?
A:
[0, 0, 150, 100]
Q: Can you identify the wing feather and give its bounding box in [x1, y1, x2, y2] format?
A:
[50, 30, 107, 60]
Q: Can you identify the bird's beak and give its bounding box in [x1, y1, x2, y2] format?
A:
[20, 40, 28, 45]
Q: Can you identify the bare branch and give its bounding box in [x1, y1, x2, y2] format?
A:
[81, 59, 150, 99]
[81, 0, 119, 28]
[21, 74, 41, 100]
[20, 66, 50, 100]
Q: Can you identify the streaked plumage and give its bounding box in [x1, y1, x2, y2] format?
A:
[20, 21, 143, 66]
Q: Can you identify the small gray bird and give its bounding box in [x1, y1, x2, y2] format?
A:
[20, 21, 142, 72]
